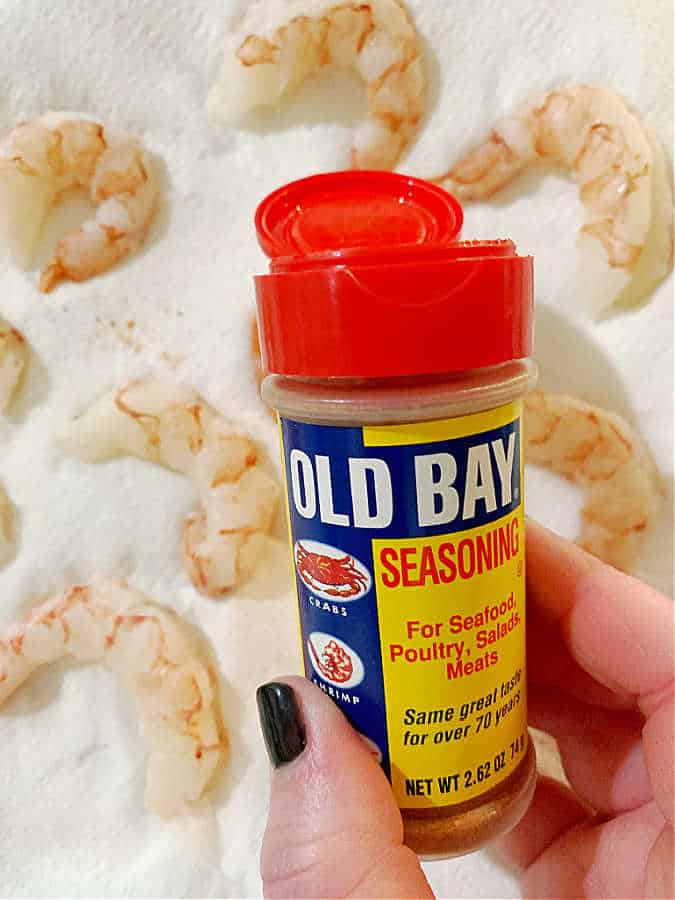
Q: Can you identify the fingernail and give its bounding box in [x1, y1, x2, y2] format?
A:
[256, 682, 306, 768]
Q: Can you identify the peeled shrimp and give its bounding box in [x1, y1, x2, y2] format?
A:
[0, 112, 158, 292]
[432, 86, 673, 312]
[59, 381, 278, 597]
[208, 0, 425, 169]
[0, 485, 14, 565]
[0, 319, 26, 411]
[524, 390, 663, 570]
[0, 579, 225, 815]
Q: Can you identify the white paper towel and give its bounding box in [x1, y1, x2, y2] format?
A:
[0, 0, 671, 896]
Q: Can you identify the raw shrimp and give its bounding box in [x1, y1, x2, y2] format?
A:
[432, 86, 673, 311]
[0, 485, 14, 565]
[523, 390, 663, 570]
[0, 112, 158, 292]
[0, 579, 226, 815]
[0, 319, 26, 411]
[208, 0, 425, 169]
[59, 380, 278, 597]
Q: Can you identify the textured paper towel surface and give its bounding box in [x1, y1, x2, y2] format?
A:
[0, 0, 671, 897]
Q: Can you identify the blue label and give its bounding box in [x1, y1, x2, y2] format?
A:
[279, 408, 522, 786]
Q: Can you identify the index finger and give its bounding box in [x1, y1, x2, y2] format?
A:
[525, 520, 673, 708]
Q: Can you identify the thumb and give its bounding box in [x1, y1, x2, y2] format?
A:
[257, 677, 434, 899]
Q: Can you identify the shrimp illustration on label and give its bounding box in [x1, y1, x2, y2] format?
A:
[295, 539, 371, 600]
[307, 632, 364, 689]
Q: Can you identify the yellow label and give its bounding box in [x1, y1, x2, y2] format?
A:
[280, 400, 528, 809]
[372, 513, 527, 807]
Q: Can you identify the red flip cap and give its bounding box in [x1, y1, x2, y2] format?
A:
[254, 171, 533, 378]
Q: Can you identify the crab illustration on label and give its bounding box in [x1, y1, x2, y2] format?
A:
[295, 539, 371, 600]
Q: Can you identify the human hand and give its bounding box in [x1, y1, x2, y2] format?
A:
[256, 521, 673, 898]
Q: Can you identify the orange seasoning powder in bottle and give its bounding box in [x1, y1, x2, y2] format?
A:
[254, 171, 537, 858]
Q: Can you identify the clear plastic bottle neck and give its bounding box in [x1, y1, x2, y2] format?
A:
[263, 359, 537, 426]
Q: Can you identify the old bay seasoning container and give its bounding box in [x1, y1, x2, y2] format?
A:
[254, 172, 537, 858]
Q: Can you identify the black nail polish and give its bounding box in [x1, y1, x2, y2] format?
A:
[256, 682, 306, 768]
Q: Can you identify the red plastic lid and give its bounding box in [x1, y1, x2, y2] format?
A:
[254, 171, 533, 378]
[256, 170, 463, 261]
